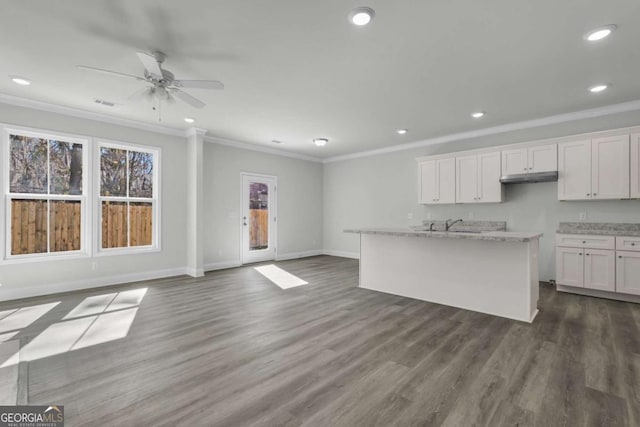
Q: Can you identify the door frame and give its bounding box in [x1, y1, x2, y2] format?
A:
[239, 172, 278, 265]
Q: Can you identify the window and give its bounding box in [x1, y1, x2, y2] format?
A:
[98, 142, 159, 252]
[5, 129, 87, 258]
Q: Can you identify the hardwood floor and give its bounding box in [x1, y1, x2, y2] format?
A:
[1, 255, 639, 426]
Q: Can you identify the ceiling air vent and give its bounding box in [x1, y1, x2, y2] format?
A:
[93, 98, 116, 107]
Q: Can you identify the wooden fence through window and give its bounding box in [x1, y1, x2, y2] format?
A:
[11, 199, 81, 255]
[10, 199, 153, 255]
[250, 209, 269, 250]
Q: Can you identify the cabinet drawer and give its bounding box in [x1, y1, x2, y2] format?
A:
[556, 234, 615, 250]
[616, 236, 640, 252]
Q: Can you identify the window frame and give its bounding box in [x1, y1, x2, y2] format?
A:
[94, 139, 161, 256]
[1, 125, 91, 264]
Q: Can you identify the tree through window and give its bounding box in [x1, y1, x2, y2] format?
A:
[99, 144, 157, 250]
[7, 132, 85, 256]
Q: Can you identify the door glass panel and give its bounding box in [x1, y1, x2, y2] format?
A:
[249, 182, 269, 251]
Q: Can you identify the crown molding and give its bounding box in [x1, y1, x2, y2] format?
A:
[0, 92, 186, 137]
[323, 99, 640, 163]
[205, 135, 323, 163]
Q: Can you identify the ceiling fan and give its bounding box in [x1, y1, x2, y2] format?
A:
[77, 51, 224, 110]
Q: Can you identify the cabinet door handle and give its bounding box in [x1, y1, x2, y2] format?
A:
[593, 193, 597, 196]
[632, 243, 636, 246]
[582, 241, 586, 243]
[587, 193, 590, 196]
[523, 168, 527, 171]
[579, 253, 583, 256]
[619, 256, 623, 259]
[586, 253, 590, 256]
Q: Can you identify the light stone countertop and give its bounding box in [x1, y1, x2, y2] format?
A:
[344, 228, 542, 243]
[557, 222, 640, 237]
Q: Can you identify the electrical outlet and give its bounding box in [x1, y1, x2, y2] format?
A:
[579, 212, 587, 221]
[407, 213, 414, 220]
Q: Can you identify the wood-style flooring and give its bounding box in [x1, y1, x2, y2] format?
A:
[0, 255, 639, 426]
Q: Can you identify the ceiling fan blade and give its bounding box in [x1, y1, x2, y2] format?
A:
[128, 87, 152, 101]
[171, 89, 206, 109]
[77, 65, 145, 81]
[172, 80, 224, 90]
[136, 51, 163, 77]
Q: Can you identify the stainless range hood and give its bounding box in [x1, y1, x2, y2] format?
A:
[500, 171, 558, 184]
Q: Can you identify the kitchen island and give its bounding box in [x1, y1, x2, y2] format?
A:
[345, 228, 542, 323]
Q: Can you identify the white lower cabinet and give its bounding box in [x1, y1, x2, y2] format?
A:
[583, 249, 615, 292]
[616, 251, 640, 295]
[557, 233, 640, 299]
[556, 247, 584, 287]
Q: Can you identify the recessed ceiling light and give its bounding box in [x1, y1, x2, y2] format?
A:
[271, 140, 283, 144]
[184, 117, 195, 123]
[349, 7, 375, 26]
[589, 84, 609, 93]
[10, 76, 31, 86]
[584, 25, 617, 42]
[313, 138, 328, 147]
[471, 111, 485, 119]
[397, 129, 408, 135]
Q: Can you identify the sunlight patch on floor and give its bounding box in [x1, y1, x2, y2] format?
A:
[0, 288, 146, 368]
[254, 265, 309, 289]
[0, 302, 60, 334]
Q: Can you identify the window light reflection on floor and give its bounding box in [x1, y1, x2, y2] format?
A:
[0, 288, 146, 368]
[0, 302, 60, 334]
[254, 265, 309, 289]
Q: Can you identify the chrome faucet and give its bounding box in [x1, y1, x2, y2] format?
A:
[445, 218, 463, 231]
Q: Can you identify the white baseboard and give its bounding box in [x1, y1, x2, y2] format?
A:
[323, 250, 360, 259]
[276, 250, 323, 261]
[204, 260, 242, 272]
[0, 267, 189, 303]
[185, 267, 205, 278]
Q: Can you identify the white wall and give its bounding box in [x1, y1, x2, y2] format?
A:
[203, 142, 323, 269]
[323, 111, 640, 281]
[0, 103, 190, 300]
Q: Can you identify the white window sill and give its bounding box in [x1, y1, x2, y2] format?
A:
[1, 251, 91, 265]
[94, 246, 161, 257]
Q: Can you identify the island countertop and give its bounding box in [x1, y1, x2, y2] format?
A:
[344, 228, 542, 243]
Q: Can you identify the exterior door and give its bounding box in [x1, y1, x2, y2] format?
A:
[241, 174, 277, 264]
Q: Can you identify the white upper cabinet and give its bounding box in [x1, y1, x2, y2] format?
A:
[456, 155, 478, 203]
[558, 135, 630, 201]
[631, 133, 640, 198]
[528, 144, 558, 173]
[591, 135, 629, 200]
[418, 160, 437, 204]
[456, 152, 502, 203]
[418, 158, 455, 204]
[558, 140, 592, 200]
[501, 148, 528, 175]
[502, 144, 557, 176]
[478, 152, 502, 202]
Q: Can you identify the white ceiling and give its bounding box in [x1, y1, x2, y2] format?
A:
[1, 0, 639, 158]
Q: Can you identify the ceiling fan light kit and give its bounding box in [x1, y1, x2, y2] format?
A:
[77, 51, 224, 120]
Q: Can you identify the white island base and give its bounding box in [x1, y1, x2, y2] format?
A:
[355, 231, 540, 323]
